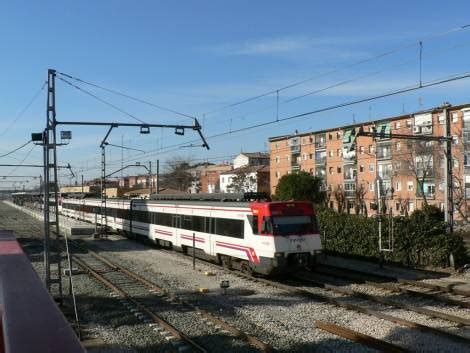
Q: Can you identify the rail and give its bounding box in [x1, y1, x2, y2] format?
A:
[0, 230, 84, 353]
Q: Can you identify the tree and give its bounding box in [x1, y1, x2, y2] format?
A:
[333, 185, 346, 213]
[397, 140, 442, 207]
[453, 176, 469, 224]
[161, 156, 195, 191]
[354, 183, 367, 216]
[226, 167, 257, 193]
[274, 171, 325, 204]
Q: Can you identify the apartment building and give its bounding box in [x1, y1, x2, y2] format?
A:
[269, 103, 470, 217]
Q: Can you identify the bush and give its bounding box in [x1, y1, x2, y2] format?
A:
[317, 205, 468, 268]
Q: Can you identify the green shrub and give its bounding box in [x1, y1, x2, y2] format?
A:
[317, 205, 468, 268]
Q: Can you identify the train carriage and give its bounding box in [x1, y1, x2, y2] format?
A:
[60, 193, 322, 275]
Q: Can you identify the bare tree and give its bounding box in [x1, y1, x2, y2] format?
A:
[397, 140, 442, 207]
[395, 196, 410, 216]
[162, 156, 195, 192]
[354, 183, 367, 216]
[334, 185, 346, 213]
[453, 176, 469, 223]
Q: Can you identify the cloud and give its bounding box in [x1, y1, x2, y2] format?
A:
[206, 35, 379, 57]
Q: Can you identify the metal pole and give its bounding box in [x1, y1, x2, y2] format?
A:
[443, 106, 455, 267]
[148, 161, 152, 197]
[193, 232, 196, 270]
[156, 160, 160, 194]
[81, 174, 84, 193]
[443, 106, 454, 233]
[42, 131, 50, 292]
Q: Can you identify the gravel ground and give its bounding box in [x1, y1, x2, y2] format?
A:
[7, 201, 470, 352]
[82, 233, 470, 352]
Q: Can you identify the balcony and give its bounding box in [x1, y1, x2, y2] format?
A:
[290, 145, 300, 154]
[376, 144, 392, 160]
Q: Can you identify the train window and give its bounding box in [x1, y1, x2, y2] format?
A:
[157, 212, 172, 227]
[182, 215, 193, 230]
[192, 216, 205, 232]
[215, 218, 244, 239]
[247, 215, 259, 234]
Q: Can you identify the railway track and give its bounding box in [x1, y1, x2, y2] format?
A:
[148, 242, 470, 350]
[312, 263, 470, 309]
[69, 240, 272, 353]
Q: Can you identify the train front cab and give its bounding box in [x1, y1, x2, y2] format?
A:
[248, 201, 322, 276]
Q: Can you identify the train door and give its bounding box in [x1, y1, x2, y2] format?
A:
[172, 214, 181, 245]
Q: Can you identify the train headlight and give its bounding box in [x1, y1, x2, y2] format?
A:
[274, 252, 284, 258]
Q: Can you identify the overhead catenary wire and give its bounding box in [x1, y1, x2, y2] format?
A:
[7, 144, 37, 176]
[201, 23, 470, 117]
[57, 71, 195, 120]
[0, 140, 32, 159]
[58, 76, 148, 124]
[0, 82, 47, 137]
[98, 69, 470, 167]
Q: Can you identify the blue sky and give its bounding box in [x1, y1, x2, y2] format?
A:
[2, 0, 470, 188]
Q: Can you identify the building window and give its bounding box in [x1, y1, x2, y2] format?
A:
[369, 145, 375, 154]
[337, 167, 342, 173]
[329, 167, 334, 174]
[396, 181, 401, 191]
[221, 177, 225, 183]
[359, 146, 365, 154]
[438, 114, 445, 124]
[407, 181, 414, 191]
[453, 135, 459, 144]
[396, 202, 401, 211]
[454, 158, 459, 168]
[276, 171, 280, 178]
[369, 183, 374, 192]
[406, 119, 413, 128]
[396, 142, 401, 151]
[369, 163, 375, 172]
[328, 133, 333, 140]
[337, 149, 342, 157]
[395, 122, 401, 129]
[309, 153, 313, 159]
[336, 132, 341, 139]
[275, 156, 280, 164]
[275, 142, 279, 149]
[408, 201, 414, 212]
[302, 153, 307, 161]
[395, 161, 401, 171]
[452, 112, 459, 123]
[329, 150, 334, 157]
[359, 165, 364, 173]
[286, 155, 290, 161]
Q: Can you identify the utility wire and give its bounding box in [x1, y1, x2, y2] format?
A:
[109, 69, 470, 165]
[58, 77, 147, 124]
[7, 144, 36, 176]
[201, 23, 470, 117]
[57, 71, 195, 120]
[0, 140, 32, 158]
[0, 82, 47, 137]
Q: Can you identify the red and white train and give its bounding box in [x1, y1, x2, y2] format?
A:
[59, 194, 322, 275]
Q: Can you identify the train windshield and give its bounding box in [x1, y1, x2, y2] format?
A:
[271, 215, 318, 236]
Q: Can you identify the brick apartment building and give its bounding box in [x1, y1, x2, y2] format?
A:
[269, 103, 470, 218]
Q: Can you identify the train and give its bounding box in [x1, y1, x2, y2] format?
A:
[14, 192, 322, 275]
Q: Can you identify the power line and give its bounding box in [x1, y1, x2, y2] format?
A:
[201, 23, 470, 117]
[109, 69, 470, 166]
[0, 82, 47, 137]
[57, 71, 195, 120]
[6, 144, 36, 176]
[0, 140, 32, 158]
[58, 76, 147, 124]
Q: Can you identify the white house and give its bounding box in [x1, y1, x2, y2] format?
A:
[219, 165, 270, 193]
[233, 152, 270, 170]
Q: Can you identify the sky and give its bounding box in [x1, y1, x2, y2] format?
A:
[2, 0, 470, 189]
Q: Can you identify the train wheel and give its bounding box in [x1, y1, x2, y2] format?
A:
[241, 261, 253, 276]
[220, 255, 232, 270]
